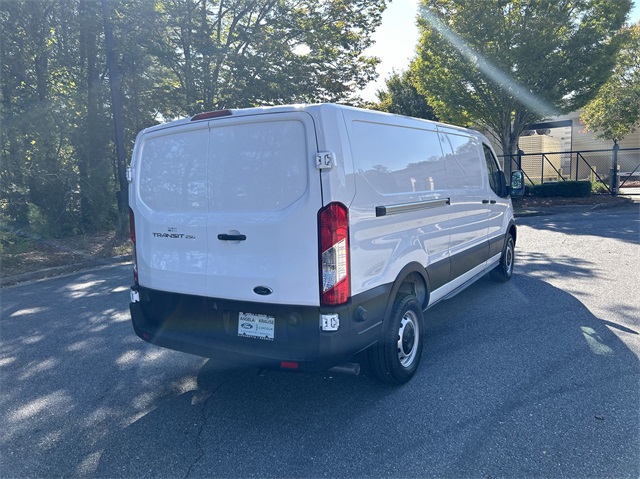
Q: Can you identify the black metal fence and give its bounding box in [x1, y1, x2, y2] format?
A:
[499, 147, 640, 195]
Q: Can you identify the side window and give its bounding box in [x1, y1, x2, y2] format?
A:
[351, 121, 446, 194]
[483, 144, 501, 196]
[440, 133, 483, 189]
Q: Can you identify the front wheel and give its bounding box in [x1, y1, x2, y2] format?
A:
[369, 295, 424, 384]
[491, 234, 515, 282]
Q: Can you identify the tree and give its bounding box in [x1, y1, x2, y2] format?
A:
[147, 0, 387, 114]
[581, 22, 640, 141]
[412, 0, 631, 156]
[1, 0, 141, 235]
[75, 0, 114, 232]
[1, 0, 387, 236]
[372, 69, 437, 120]
[1, 0, 82, 234]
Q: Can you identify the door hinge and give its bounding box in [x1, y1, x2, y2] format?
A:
[126, 166, 134, 183]
[316, 151, 335, 170]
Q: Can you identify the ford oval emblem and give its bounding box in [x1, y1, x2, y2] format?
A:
[253, 286, 273, 296]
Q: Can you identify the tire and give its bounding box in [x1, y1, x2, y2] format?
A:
[490, 234, 515, 282]
[369, 294, 424, 384]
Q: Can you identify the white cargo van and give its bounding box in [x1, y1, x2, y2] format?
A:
[128, 104, 524, 384]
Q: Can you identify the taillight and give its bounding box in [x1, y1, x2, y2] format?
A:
[318, 202, 350, 306]
[280, 361, 299, 370]
[129, 207, 138, 285]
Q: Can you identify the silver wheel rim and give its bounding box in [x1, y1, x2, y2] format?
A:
[505, 240, 514, 275]
[397, 310, 419, 368]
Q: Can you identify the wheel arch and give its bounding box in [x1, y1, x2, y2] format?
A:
[508, 220, 517, 245]
[381, 262, 430, 327]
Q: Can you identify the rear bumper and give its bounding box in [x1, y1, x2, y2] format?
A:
[130, 285, 390, 372]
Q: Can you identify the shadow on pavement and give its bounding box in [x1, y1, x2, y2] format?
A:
[1, 265, 638, 478]
[517, 204, 640, 244]
[95, 279, 639, 477]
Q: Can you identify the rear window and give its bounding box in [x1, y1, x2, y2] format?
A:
[139, 127, 209, 212]
[138, 120, 309, 212]
[209, 120, 307, 211]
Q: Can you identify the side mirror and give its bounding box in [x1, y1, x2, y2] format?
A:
[509, 170, 525, 198]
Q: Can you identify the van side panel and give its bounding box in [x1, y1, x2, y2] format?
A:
[312, 104, 357, 209]
[341, 110, 452, 298]
[482, 142, 514, 262]
[438, 129, 490, 280]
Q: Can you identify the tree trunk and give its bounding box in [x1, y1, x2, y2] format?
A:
[101, 0, 128, 219]
[78, 0, 101, 231]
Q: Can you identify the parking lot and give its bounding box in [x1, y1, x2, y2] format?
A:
[1, 205, 638, 478]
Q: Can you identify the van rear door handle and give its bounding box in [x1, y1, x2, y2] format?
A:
[482, 199, 490, 204]
[490, 200, 497, 204]
[218, 234, 247, 241]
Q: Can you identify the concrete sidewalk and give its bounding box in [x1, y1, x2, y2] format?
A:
[514, 195, 639, 217]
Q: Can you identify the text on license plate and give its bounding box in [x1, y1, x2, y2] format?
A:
[238, 312, 275, 341]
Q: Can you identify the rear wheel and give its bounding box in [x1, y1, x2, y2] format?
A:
[491, 234, 515, 282]
[369, 295, 424, 384]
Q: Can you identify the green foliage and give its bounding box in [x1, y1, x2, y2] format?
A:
[371, 70, 437, 120]
[144, 0, 386, 114]
[0, 0, 387, 237]
[524, 183, 535, 196]
[531, 181, 592, 198]
[412, 0, 631, 156]
[0, 230, 36, 256]
[1, 0, 115, 236]
[591, 181, 610, 194]
[581, 22, 640, 141]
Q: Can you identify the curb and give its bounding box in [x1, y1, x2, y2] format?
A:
[514, 209, 545, 218]
[589, 199, 636, 210]
[1, 256, 131, 287]
[515, 197, 637, 218]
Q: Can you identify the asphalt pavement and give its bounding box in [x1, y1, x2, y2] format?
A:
[1, 204, 639, 478]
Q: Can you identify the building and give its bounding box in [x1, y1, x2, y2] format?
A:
[503, 110, 640, 191]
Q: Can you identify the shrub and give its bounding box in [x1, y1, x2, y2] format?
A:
[591, 181, 610, 194]
[0, 229, 37, 256]
[530, 181, 592, 197]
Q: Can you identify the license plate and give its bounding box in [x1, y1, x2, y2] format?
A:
[238, 312, 275, 341]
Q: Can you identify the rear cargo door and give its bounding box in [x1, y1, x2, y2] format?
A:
[204, 112, 322, 306]
[134, 121, 212, 295]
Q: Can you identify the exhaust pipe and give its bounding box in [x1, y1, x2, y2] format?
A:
[328, 362, 361, 376]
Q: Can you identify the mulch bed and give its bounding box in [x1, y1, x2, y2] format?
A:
[1, 231, 130, 279]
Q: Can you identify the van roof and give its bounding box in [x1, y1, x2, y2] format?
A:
[139, 103, 491, 147]
[141, 103, 339, 134]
